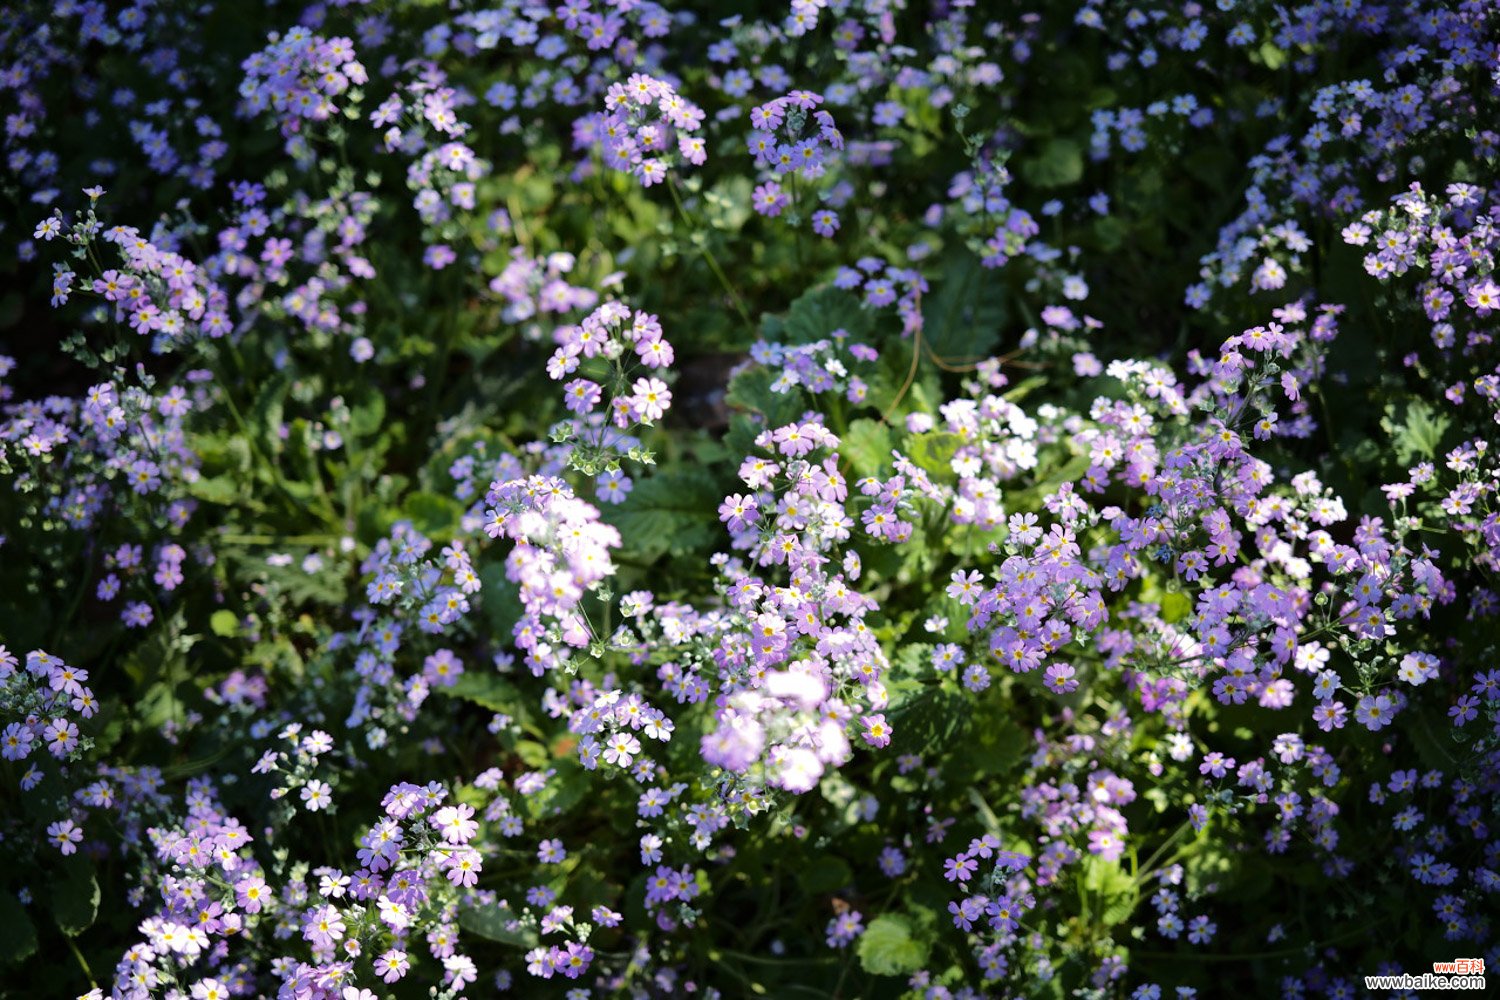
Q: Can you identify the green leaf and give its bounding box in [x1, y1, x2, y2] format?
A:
[1379, 397, 1451, 467]
[890, 687, 970, 756]
[606, 468, 720, 559]
[209, 610, 239, 637]
[904, 431, 964, 478]
[526, 759, 590, 819]
[1020, 137, 1084, 188]
[347, 389, 387, 439]
[1082, 855, 1137, 927]
[858, 914, 929, 976]
[249, 371, 291, 456]
[841, 419, 893, 478]
[51, 863, 99, 937]
[763, 286, 873, 346]
[725, 367, 806, 434]
[402, 491, 463, 538]
[187, 475, 245, 506]
[439, 670, 524, 715]
[457, 903, 538, 949]
[922, 249, 1007, 364]
[479, 561, 524, 637]
[798, 857, 853, 895]
[1160, 591, 1191, 625]
[1258, 41, 1288, 70]
[0, 892, 37, 963]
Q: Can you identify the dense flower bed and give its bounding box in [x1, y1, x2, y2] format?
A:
[1, 1, 1497, 998]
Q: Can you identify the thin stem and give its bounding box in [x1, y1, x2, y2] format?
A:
[666, 177, 756, 336]
[880, 320, 925, 426]
[65, 935, 97, 990]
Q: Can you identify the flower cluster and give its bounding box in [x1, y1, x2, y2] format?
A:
[482, 475, 620, 675]
[598, 74, 706, 187]
[5, 0, 1500, 996]
[746, 90, 846, 233]
[239, 29, 367, 150]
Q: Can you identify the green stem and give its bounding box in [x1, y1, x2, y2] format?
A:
[216, 533, 344, 546]
[65, 935, 97, 989]
[1132, 817, 1196, 889]
[666, 177, 756, 336]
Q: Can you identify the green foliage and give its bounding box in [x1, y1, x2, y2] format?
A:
[0, 893, 37, 964]
[904, 431, 964, 479]
[51, 861, 99, 938]
[762, 287, 873, 346]
[1020, 137, 1086, 189]
[922, 248, 1008, 365]
[1380, 397, 1452, 468]
[457, 903, 539, 949]
[1081, 856, 1137, 928]
[858, 913, 929, 976]
[606, 466, 722, 561]
[840, 419, 893, 477]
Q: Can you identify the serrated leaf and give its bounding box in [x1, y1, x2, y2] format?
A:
[764, 286, 873, 346]
[1379, 398, 1451, 468]
[438, 670, 524, 715]
[1082, 855, 1137, 927]
[923, 249, 1007, 365]
[725, 365, 807, 431]
[890, 687, 969, 755]
[858, 914, 928, 976]
[606, 469, 720, 559]
[526, 760, 589, 819]
[458, 904, 538, 948]
[347, 389, 387, 439]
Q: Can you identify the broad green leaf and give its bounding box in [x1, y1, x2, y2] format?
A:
[439, 670, 525, 716]
[889, 687, 969, 756]
[457, 904, 538, 948]
[347, 390, 387, 439]
[858, 913, 928, 976]
[526, 760, 590, 819]
[1082, 855, 1137, 927]
[187, 475, 245, 506]
[904, 431, 964, 479]
[1379, 397, 1451, 468]
[0, 892, 36, 963]
[606, 468, 720, 559]
[1160, 591, 1191, 624]
[249, 371, 291, 456]
[479, 561, 524, 636]
[209, 610, 239, 637]
[762, 286, 873, 346]
[841, 419, 892, 478]
[798, 857, 853, 895]
[922, 249, 1007, 364]
[402, 490, 463, 538]
[1020, 136, 1084, 188]
[725, 366, 805, 431]
[52, 864, 99, 937]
